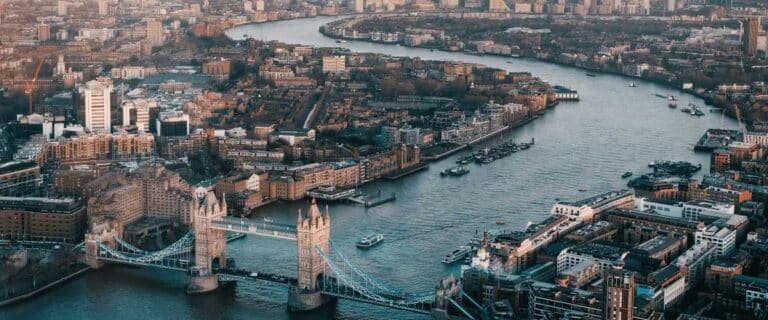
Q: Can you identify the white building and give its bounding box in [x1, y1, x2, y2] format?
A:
[662, 274, 686, 309]
[78, 78, 113, 133]
[551, 190, 634, 222]
[634, 197, 735, 221]
[695, 225, 736, 258]
[556, 243, 627, 274]
[122, 99, 155, 133]
[673, 241, 716, 290]
[683, 200, 735, 220]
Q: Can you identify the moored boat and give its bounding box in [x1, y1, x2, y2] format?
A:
[621, 172, 633, 179]
[442, 246, 472, 264]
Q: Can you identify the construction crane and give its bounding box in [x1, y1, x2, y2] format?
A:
[24, 59, 45, 115]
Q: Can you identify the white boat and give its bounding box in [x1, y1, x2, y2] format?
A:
[442, 246, 472, 264]
[356, 234, 384, 249]
[263, 217, 273, 223]
[629, 82, 636, 87]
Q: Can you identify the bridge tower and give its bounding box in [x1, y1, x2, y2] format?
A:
[83, 220, 118, 269]
[288, 198, 334, 311]
[187, 191, 228, 294]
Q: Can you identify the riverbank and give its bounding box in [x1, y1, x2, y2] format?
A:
[318, 17, 717, 106]
[0, 266, 89, 307]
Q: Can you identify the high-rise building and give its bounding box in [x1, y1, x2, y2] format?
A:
[354, 0, 365, 12]
[78, 78, 113, 133]
[37, 24, 51, 42]
[156, 111, 190, 137]
[255, 0, 265, 11]
[57, 0, 69, 16]
[743, 17, 761, 57]
[146, 20, 164, 48]
[55, 54, 66, 76]
[666, 0, 675, 12]
[97, 0, 109, 16]
[122, 99, 153, 133]
[603, 260, 635, 320]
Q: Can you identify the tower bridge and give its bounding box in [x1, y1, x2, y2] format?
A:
[78, 192, 481, 318]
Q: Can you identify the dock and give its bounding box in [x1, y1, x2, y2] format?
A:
[347, 192, 397, 208]
[306, 186, 359, 201]
[693, 128, 743, 152]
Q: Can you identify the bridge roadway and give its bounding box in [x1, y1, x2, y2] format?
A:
[209, 217, 297, 241]
[217, 267, 296, 285]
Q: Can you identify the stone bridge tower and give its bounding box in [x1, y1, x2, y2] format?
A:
[288, 198, 334, 311]
[187, 191, 228, 294]
[84, 220, 119, 269]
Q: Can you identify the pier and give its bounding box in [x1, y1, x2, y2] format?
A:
[347, 192, 397, 208]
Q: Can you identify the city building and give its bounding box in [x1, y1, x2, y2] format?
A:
[156, 111, 190, 137]
[37, 23, 51, 42]
[0, 160, 41, 197]
[78, 78, 113, 133]
[557, 242, 628, 274]
[734, 275, 768, 315]
[551, 190, 633, 222]
[322, 55, 346, 73]
[695, 224, 737, 258]
[0, 196, 86, 242]
[604, 260, 635, 320]
[146, 20, 164, 48]
[743, 17, 761, 57]
[673, 241, 716, 291]
[122, 99, 154, 133]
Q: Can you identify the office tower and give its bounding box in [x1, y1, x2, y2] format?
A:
[604, 260, 635, 320]
[743, 17, 761, 57]
[97, 0, 109, 16]
[79, 78, 113, 133]
[37, 24, 51, 42]
[146, 20, 164, 47]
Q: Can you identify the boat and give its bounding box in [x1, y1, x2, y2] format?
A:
[336, 40, 347, 44]
[356, 234, 384, 249]
[442, 246, 472, 264]
[586, 73, 597, 77]
[621, 172, 633, 179]
[506, 61, 514, 64]
[578, 188, 588, 192]
[668, 95, 677, 108]
[263, 217, 273, 223]
[447, 165, 470, 176]
[496, 221, 506, 225]
[629, 82, 636, 87]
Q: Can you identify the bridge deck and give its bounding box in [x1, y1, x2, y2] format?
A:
[209, 218, 297, 241]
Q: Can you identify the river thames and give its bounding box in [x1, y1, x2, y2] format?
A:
[2, 16, 738, 320]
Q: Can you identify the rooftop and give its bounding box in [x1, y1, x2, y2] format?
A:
[558, 190, 631, 208]
[569, 242, 628, 261]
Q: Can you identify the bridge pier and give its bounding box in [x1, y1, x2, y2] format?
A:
[187, 272, 219, 294]
[287, 286, 335, 312]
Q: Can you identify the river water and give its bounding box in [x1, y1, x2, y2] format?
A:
[2, 16, 738, 320]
